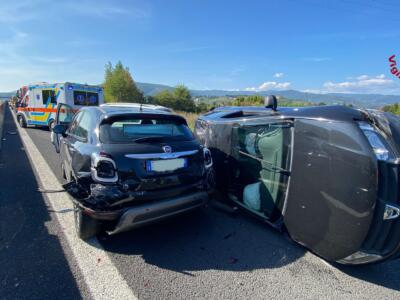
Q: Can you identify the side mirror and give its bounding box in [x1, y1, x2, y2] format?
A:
[264, 95, 278, 111]
[53, 124, 67, 136]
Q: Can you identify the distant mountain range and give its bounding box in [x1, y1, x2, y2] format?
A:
[2, 82, 400, 108]
[0, 92, 13, 100]
[136, 82, 400, 108]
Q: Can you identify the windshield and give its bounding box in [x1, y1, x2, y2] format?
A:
[99, 115, 194, 143]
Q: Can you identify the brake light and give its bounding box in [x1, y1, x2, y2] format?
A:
[91, 153, 118, 183]
[96, 160, 116, 178]
[99, 151, 112, 158]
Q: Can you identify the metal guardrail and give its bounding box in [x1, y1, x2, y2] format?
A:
[0, 101, 6, 150]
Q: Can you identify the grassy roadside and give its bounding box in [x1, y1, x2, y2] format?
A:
[175, 111, 200, 130]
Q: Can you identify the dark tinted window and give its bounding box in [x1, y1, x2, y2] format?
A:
[42, 90, 57, 105]
[73, 91, 99, 106]
[100, 115, 193, 144]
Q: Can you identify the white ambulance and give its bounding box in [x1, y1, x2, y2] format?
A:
[16, 82, 104, 129]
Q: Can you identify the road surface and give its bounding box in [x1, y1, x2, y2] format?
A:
[1, 105, 400, 299]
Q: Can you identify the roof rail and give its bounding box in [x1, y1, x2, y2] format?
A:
[100, 102, 172, 112]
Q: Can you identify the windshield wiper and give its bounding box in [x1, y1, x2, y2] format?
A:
[133, 136, 166, 143]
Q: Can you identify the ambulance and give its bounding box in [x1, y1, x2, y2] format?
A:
[16, 82, 104, 129]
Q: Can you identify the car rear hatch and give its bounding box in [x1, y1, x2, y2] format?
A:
[97, 113, 207, 202]
[101, 141, 206, 192]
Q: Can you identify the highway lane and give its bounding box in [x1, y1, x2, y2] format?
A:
[23, 121, 400, 299]
[0, 107, 88, 299]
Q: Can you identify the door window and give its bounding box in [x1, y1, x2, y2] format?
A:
[68, 112, 83, 137]
[232, 121, 293, 219]
[42, 90, 57, 105]
[74, 112, 91, 141]
[57, 104, 75, 125]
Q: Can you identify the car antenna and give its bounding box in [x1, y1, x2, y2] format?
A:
[140, 102, 143, 112]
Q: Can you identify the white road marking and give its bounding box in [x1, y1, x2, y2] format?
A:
[11, 113, 137, 300]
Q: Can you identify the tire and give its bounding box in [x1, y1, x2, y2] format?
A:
[48, 119, 55, 132]
[73, 203, 101, 240]
[18, 115, 27, 128]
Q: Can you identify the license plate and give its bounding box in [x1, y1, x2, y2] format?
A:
[146, 158, 187, 172]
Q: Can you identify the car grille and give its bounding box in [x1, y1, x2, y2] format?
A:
[361, 161, 400, 258]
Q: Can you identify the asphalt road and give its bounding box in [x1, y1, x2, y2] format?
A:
[0, 107, 88, 299]
[3, 106, 400, 299]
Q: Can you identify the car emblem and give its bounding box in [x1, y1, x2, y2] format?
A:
[163, 145, 172, 153]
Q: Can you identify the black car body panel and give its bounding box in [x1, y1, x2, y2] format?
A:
[194, 104, 400, 265]
[284, 119, 377, 261]
[53, 103, 214, 236]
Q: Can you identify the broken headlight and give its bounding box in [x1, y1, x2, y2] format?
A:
[358, 122, 395, 161]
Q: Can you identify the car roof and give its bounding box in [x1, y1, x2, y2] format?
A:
[80, 103, 187, 123]
[98, 103, 172, 115]
[200, 105, 365, 122]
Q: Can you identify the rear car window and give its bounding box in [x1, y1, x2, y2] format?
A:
[99, 115, 194, 143]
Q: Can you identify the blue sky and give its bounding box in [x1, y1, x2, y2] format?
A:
[0, 0, 399, 94]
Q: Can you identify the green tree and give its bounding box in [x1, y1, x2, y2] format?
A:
[154, 85, 196, 112]
[382, 103, 400, 115]
[195, 102, 209, 113]
[173, 85, 196, 112]
[103, 61, 143, 103]
[153, 90, 175, 108]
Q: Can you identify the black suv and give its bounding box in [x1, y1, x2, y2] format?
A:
[52, 103, 214, 239]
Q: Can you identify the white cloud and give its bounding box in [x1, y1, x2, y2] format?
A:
[356, 75, 369, 80]
[62, 0, 150, 19]
[273, 72, 284, 78]
[303, 57, 331, 62]
[245, 81, 291, 92]
[300, 89, 327, 94]
[0, 0, 150, 23]
[0, 30, 102, 91]
[323, 74, 398, 94]
[0, 0, 46, 23]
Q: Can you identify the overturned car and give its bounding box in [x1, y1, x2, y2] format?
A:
[194, 96, 400, 265]
[52, 103, 214, 239]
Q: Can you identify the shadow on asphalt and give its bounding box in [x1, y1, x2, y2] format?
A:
[337, 261, 400, 291]
[0, 106, 82, 299]
[99, 205, 306, 274]
[100, 205, 400, 291]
